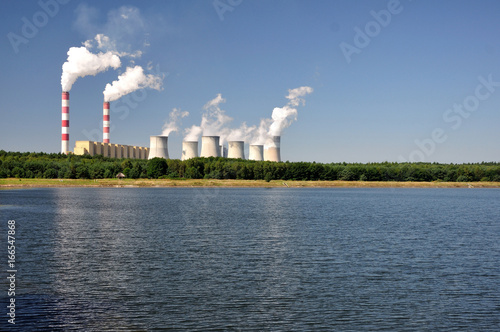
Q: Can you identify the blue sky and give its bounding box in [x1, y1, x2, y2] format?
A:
[1, 0, 499, 163]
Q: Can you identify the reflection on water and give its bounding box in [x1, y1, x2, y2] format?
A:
[0, 188, 499, 331]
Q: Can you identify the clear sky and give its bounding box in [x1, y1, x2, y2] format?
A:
[1, 0, 499, 163]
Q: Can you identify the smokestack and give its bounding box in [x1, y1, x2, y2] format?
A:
[103, 102, 110, 143]
[182, 141, 198, 160]
[264, 136, 281, 162]
[228, 141, 245, 159]
[249, 145, 264, 161]
[200, 136, 221, 158]
[148, 136, 169, 159]
[61, 92, 69, 154]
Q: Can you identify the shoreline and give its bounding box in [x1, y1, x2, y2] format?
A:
[1, 178, 500, 189]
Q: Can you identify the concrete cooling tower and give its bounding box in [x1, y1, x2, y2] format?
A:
[148, 136, 169, 159]
[200, 136, 220, 158]
[264, 136, 281, 162]
[228, 141, 245, 159]
[249, 145, 264, 161]
[182, 141, 199, 160]
[61, 92, 69, 154]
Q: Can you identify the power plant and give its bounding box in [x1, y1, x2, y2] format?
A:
[148, 136, 169, 159]
[264, 136, 281, 162]
[200, 136, 220, 158]
[228, 141, 245, 159]
[61, 92, 69, 154]
[182, 141, 198, 160]
[64, 93, 288, 162]
[249, 145, 264, 161]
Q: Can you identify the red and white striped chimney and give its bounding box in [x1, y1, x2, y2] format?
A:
[61, 92, 69, 154]
[103, 101, 110, 143]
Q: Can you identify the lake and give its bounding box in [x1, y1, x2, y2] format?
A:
[1, 187, 499, 331]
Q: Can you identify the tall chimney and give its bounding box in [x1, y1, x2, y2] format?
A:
[103, 101, 110, 143]
[249, 144, 264, 161]
[200, 136, 221, 158]
[182, 141, 199, 160]
[148, 136, 169, 159]
[264, 136, 281, 162]
[61, 92, 69, 154]
[228, 141, 245, 159]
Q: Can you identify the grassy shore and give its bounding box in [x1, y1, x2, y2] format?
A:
[1, 178, 500, 189]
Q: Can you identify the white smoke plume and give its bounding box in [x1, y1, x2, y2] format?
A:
[61, 46, 121, 92]
[227, 122, 256, 142]
[200, 93, 233, 137]
[268, 86, 313, 137]
[250, 118, 272, 145]
[161, 108, 189, 136]
[103, 65, 163, 102]
[184, 125, 202, 142]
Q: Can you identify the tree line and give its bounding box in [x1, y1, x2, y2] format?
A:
[1, 150, 499, 182]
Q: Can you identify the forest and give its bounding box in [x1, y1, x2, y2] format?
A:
[0, 150, 499, 182]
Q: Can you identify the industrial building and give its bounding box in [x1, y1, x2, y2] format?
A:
[73, 141, 149, 159]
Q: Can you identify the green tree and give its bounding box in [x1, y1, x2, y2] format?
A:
[147, 158, 168, 178]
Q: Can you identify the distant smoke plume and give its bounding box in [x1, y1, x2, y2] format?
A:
[161, 108, 189, 136]
[61, 46, 121, 92]
[268, 86, 313, 137]
[103, 65, 163, 102]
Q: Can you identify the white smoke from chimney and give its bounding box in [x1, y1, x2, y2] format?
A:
[200, 93, 233, 136]
[184, 125, 202, 142]
[227, 122, 256, 142]
[103, 65, 163, 102]
[161, 108, 189, 136]
[251, 118, 272, 145]
[61, 46, 121, 92]
[268, 86, 313, 137]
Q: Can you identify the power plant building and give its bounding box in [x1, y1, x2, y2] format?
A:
[73, 141, 149, 159]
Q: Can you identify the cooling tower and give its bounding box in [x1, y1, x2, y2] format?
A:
[228, 141, 245, 159]
[200, 136, 221, 158]
[264, 136, 281, 162]
[148, 136, 169, 159]
[103, 102, 110, 143]
[182, 141, 198, 160]
[61, 92, 69, 154]
[249, 145, 264, 161]
[220, 145, 228, 158]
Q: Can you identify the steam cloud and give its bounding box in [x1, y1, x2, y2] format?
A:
[184, 93, 233, 142]
[268, 86, 313, 137]
[161, 108, 189, 136]
[61, 46, 121, 92]
[103, 65, 163, 102]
